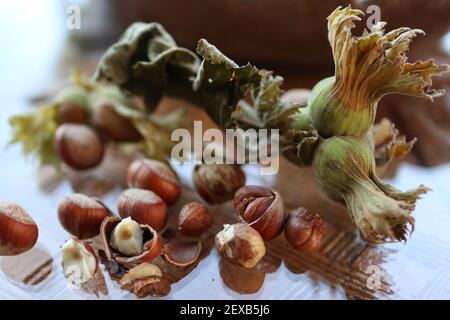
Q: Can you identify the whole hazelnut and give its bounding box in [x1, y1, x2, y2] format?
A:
[0, 201, 39, 256]
[58, 194, 110, 239]
[215, 223, 266, 269]
[193, 164, 245, 204]
[61, 238, 98, 284]
[54, 124, 104, 170]
[117, 188, 167, 231]
[234, 185, 285, 241]
[127, 159, 181, 205]
[91, 103, 141, 142]
[56, 102, 86, 124]
[284, 207, 324, 252]
[178, 202, 213, 237]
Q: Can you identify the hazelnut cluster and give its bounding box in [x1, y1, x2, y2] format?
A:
[56, 158, 214, 297]
[215, 185, 325, 270]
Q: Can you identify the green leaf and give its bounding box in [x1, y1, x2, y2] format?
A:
[95, 22, 200, 112]
[193, 39, 262, 128]
[9, 104, 60, 167]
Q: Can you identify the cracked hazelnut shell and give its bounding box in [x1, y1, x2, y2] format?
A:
[178, 202, 213, 237]
[58, 194, 110, 239]
[117, 188, 167, 231]
[234, 185, 286, 241]
[284, 207, 324, 252]
[161, 241, 202, 267]
[0, 201, 38, 256]
[101, 216, 161, 268]
[127, 159, 180, 205]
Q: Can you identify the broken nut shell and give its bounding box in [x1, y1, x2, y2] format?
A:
[161, 241, 202, 267]
[100, 216, 161, 268]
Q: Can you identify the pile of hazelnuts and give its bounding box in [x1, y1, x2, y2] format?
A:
[0, 156, 324, 297]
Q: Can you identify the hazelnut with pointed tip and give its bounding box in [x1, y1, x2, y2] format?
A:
[193, 164, 245, 204]
[284, 207, 324, 252]
[178, 202, 213, 237]
[117, 188, 167, 231]
[127, 159, 181, 205]
[57, 194, 110, 239]
[54, 124, 104, 170]
[0, 201, 39, 256]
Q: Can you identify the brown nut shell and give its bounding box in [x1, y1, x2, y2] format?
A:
[161, 241, 202, 267]
[117, 188, 167, 231]
[56, 102, 86, 124]
[132, 276, 171, 298]
[215, 223, 266, 269]
[58, 194, 110, 239]
[0, 201, 38, 256]
[193, 164, 245, 204]
[284, 207, 324, 252]
[178, 202, 213, 237]
[127, 159, 180, 205]
[234, 186, 285, 241]
[100, 216, 161, 268]
[54, 124, 104, 170]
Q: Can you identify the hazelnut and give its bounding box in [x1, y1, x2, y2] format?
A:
[193, 164, 245, 204]
[54, 124, 104, 170]
[284, 207, 324, 252]
[101, 216, 161, 268]
[58, 194, 110, 239]
[215, 223, 266, 269]
[110, 217, 144, 256]
[56, 102, 86, 124]
[127, 159, 180, 205]
[234, 185, 285, 241]
[0, 201, 39, 256]
[117, 188, 167, 231]
[61, 238, 98, 284]
[91, 103, 141, 142]
[178, 202, 213, 237]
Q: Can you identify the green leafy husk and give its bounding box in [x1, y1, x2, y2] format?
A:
[313, 136, 429, 243]
[9, 104, 60, 167]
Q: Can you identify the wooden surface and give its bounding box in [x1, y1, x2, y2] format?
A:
[2, 121, 450, 299]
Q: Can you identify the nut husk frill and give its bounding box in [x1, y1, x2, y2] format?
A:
[306, 7, 448, 138]
[313, 136, 429, 243]
[234, 186, 285, 241]
[193, 164, 245, 204]
[100, 216, 161, 268]
[284, 207, 324, 252]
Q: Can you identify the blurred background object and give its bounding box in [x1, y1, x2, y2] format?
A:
[69, 0, 450, 166]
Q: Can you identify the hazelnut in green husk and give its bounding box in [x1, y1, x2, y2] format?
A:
[313, 136, 429, 244]
[89, 85, 142, 142]
[308, 6, 448, 137]
[54, 85, 89, 124]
